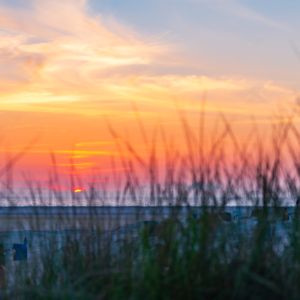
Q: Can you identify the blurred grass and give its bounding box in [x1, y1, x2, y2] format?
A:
[2, 109, 300, 299]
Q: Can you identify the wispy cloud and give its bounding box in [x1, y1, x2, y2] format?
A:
[0, 0, 295, 117]
[191, 0, 289, 31]
[0, 0, 169, 103]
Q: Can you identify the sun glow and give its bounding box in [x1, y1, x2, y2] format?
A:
[73, 188, 84, 193]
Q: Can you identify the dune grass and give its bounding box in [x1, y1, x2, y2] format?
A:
[1, 111, 300, 299]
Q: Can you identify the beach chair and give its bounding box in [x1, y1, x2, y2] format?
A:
[12, 238, 27, 261]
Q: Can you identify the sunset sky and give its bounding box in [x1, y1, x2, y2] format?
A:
[0, 0, 300, 184]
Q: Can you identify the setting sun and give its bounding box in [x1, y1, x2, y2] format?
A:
[73, 188, 84, 193]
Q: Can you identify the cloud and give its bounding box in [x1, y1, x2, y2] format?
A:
[0, 0, 168, 98]
[191, 0, 289, 31]
[0, 0, 296, 120]
[226, 1, 288, 31]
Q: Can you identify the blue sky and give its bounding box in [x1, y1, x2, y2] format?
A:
[86, 0, 300, 87]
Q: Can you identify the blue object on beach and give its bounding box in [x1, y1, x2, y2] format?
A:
[13, 238, 27, 261]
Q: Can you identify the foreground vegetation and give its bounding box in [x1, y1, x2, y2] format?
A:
[2, 111, 300, 299]
[5, 208, 299, 300]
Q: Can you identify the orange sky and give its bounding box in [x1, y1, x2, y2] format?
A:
[0, 0, 299, 187]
